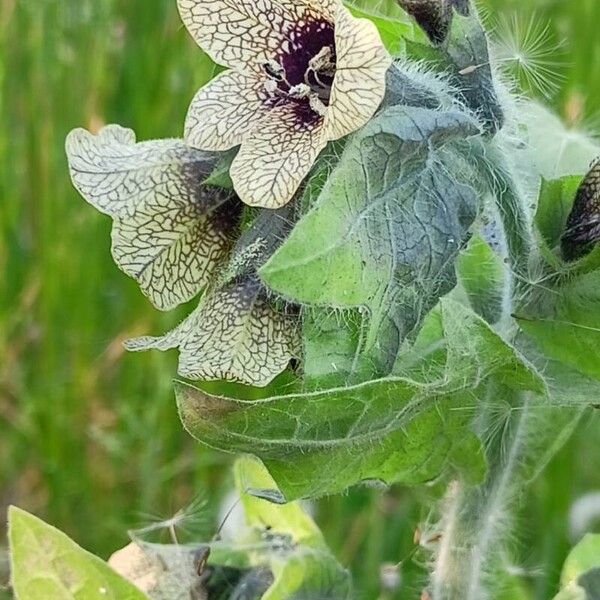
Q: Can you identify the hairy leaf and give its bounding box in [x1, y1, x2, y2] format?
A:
[8, 507, 148, 600]
[261, 105, 480, 376]
[395, 298, 545, 393]
[404, 8, 504, 133]
[457, 235, 505, 323]
[178, 378, 483, 501]
[444, 9, 504, 133]
[518, 270, 600, 382]
[177, 300, 546, 500]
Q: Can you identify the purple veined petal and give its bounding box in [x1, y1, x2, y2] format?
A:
[185, 70, 271, 151]
[325, 4, 391, 141]
[230, 102, 328, 208]
[66, 126, 242, 311]
[177, 0, 333, 70]
[126, 275, 300, 386]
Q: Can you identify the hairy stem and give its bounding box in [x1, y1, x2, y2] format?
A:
[430, 144, 538, 599]
[431, 392, 533, 600]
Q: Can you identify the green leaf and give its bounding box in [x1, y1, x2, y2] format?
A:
[345, 0, 417, 54]
[234, 458, 352, 600]
[536, 176, 582, 252]
[561, 535, 600, 588]
[8, 506, 148, 600]
[444, 11, 504, 133]
[177, 376, 484, 501]
[261, 105, 480, 373]
[404, 9, 504, 133]
[176, 300, 550, 500]
[518, 270, 600, 382]
[395, 299, 546, 394]
[301, 308, 373, 388]
[554, 534, 600, 600]
[457, 235, 505, 323]
[234, 457, 323, 548]
[263, 551, 352, 600]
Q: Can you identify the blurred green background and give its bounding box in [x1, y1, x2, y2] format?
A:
[1, 0, 599, 598]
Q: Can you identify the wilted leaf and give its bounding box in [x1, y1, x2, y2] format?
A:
[8, 506, 148, 600]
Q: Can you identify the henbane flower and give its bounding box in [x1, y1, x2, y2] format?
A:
[179, 0, 392, 208]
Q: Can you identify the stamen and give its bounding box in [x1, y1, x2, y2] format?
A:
[264, 79, 279, 94]
[289, 83, 311, 99]
[309, 46, 336, 76]
[263, 60, 285, 80]
[309, 94, 327, 117]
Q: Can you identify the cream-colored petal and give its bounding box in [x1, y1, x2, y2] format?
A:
[178, 0, 330, 69]
[325, 5, 392, 140]
[112, 198, 239, 311]
[126, 277, 300, 386]
[230, 104, 328, 208]
[66, 126, 240, 310]
[185, 70, 270, 151]
[296, 0, 339, 20]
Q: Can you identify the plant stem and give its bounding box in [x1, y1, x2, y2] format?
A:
[430, 392, 533, 600]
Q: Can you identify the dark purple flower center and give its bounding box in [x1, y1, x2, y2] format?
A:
[263, 18, 336, 124]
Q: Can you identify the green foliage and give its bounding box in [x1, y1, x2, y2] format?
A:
[237, 459, 352, 600]
[8, 507, 148, 600]
[176, 298, 552, 501]
[8, 461, 350, 600]
[554, 535, 600, 600]
[3, 0, 600, 599]
[457, 236, 505, 323]
[261, 105, 481, 375]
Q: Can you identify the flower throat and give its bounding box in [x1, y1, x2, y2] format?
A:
[263, 19, 336, 118]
